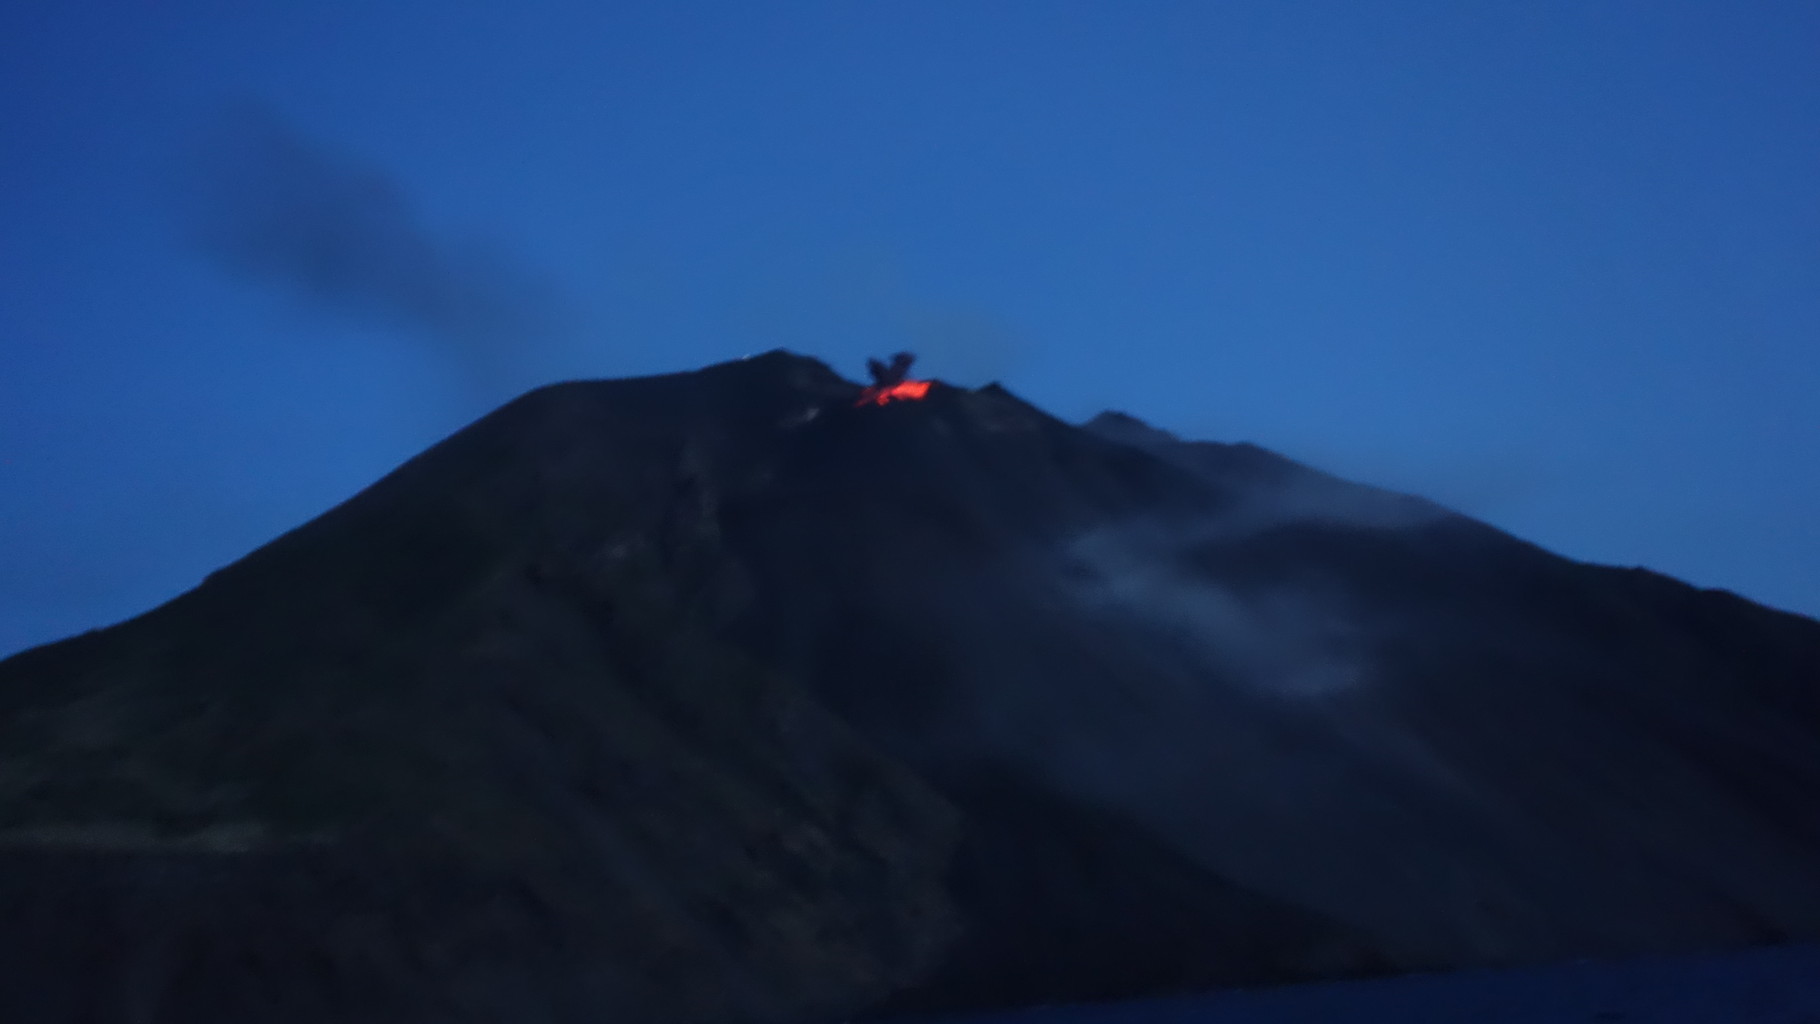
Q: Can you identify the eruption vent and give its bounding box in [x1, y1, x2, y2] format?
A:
[856, 351, 933, 407]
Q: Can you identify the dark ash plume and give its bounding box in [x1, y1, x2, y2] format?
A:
[187, 106, 568, 384]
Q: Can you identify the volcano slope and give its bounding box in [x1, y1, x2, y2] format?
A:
[3, 351, 1820, 1024]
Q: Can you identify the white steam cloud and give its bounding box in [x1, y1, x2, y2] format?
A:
[1064, 522, 1369, 698]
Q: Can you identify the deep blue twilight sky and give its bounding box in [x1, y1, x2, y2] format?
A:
[3, 1, 1817, 656]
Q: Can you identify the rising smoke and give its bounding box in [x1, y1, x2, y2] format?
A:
[1051, 415, 1460, 699]
[1063, 520, 1370, 699]
[186, 106, 570, 390]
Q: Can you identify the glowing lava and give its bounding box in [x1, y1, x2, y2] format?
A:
[855, 351, 933, 406]
[855, 379, 933, 406]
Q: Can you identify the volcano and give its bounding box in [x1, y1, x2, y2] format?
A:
[3, 351, 1820, 1024]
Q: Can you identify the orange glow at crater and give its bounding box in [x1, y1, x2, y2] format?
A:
[855, 379, 933, 407]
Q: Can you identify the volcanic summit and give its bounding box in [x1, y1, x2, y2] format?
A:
[3, 351, 1820, 1024]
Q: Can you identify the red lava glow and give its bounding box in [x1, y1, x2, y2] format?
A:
[855, 379, 933, 407]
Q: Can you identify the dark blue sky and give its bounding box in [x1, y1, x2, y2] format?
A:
[3, 1, 1817, 656]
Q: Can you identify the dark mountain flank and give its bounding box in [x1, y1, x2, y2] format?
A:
[3, 351, 1819, 1023]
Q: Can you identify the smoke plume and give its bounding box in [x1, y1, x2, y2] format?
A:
[187, 106, 569, 387]
[1063, 521, 1370, 698]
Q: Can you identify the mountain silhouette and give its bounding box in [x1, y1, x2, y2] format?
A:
[3, 351, 1818, 1024]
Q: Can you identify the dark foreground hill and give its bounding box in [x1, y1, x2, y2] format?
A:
[3, 351, 1819, 1024]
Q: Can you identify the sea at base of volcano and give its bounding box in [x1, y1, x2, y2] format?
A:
[909, 942, 1820, 1024]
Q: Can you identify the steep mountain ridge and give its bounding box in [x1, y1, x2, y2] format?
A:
[2, 350, 1818, 1023]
